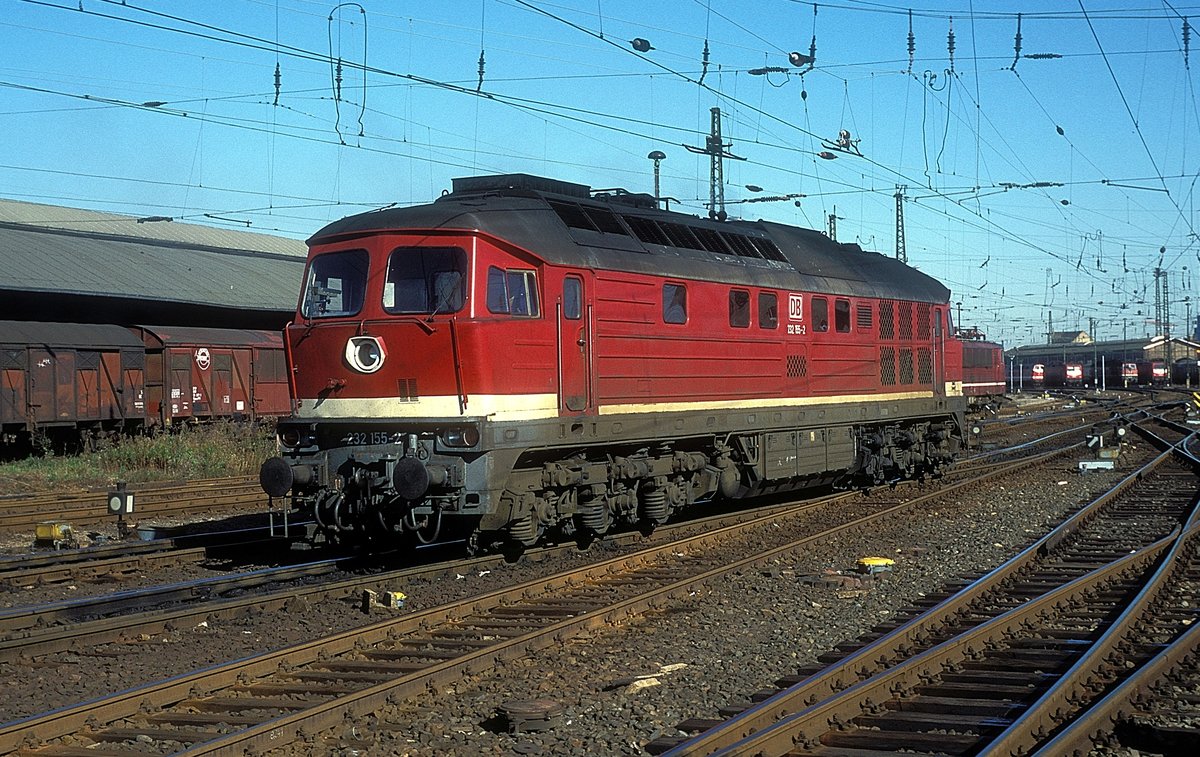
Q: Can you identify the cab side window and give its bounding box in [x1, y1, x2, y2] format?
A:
[812, 296, 829, 332]
[487, 266, 540, 317]
[758, 292, 778, 329]
[729, 289, 750, 328]
[664, 283, 687, 324]
[834, 298, 851, 333]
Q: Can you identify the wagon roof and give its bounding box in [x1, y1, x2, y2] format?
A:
[134, 325, 283, 349]
[0, 320, 144, 349]
[309, 174, 949, 304]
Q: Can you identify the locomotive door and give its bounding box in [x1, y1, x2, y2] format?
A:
[557, 274, 589, 412]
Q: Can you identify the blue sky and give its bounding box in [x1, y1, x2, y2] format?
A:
[4, 0, 1199, 347]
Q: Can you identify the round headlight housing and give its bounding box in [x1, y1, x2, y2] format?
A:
[280, 427, 302, 448]
[440, 426, 481, 448]
[345, 336, 386, 373]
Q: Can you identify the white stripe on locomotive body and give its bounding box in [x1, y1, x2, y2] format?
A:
[595, 390, 935, 416]
[962, 381, 1006, 389]
[294, 389, 942, 422]
[295, 393, 559, 421]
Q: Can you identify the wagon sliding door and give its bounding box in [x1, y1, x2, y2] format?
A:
[557, 274, 589, 412]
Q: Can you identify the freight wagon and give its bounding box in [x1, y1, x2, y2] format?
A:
[1, 320, 289, 453]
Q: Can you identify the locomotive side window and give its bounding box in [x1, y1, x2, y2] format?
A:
[729, 290, 750, 328]
[382, 247, 467, 315]
[301, 249, 368, 318]
[812, 297, 829, 332]
[487, 267, 541, 317]
[563, 277, 582, 320]
[663, 283, 687, 324]
[758, 292, 778, 329]
[834, 299, 851, 333]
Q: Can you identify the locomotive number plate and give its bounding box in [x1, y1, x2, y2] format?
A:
[340, 431, 402, 446]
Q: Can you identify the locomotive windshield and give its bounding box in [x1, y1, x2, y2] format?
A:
[301, 249, 369, 318]
[383, 246, 468, 315]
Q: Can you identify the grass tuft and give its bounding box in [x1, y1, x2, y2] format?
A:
[0, 423, 276, 494]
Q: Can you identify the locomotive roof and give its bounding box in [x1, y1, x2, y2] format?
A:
[309, 174, 950, 305]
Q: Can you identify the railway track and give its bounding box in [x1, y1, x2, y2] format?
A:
[0, 555, 345, 641]
[0, 526, 292, 589]
[0, 423, 1090, 663]
[0, 429, 1103, 755]
[649, 435, 1199, 754]
[0, 476, 262, 533]
[1033, 566, 1200, 755]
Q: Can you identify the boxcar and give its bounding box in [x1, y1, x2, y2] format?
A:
[132, 326, 290, 427]
[0, 320, 146, 447]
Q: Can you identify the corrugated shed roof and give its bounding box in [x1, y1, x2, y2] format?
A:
[0, 198, 307, 257]
[0, 225, 305, 311]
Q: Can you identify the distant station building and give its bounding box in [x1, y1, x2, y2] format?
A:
[1047, 330, 1092, 345]
[0, 199, 306, 329]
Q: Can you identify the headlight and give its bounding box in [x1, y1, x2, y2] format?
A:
[440, 426, 481, 448]
[280, 427, 302, 448]
[278, 425, 315, 449]
[345, 336, 386, 373]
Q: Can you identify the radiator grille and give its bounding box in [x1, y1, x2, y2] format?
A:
[899, 348, 914, 384]
[880, 347, 897, 385]
[917, 303, 931, 340]
[917, 348, 933, 383]
[898, 302, 914, 340]
[879, 301, 895, 340]
[786, 354, 808, 378]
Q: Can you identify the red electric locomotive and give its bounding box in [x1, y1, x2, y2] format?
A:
[954, 328, 1005, 411]
[260, 174, 971, 551]
[1151, 359, 1169, 385]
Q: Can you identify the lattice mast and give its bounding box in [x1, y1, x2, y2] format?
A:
[684, 107, 745, 221]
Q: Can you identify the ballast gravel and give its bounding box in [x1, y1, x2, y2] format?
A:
[0, 440, 1149, 753]
[275, 451, 1144, 756]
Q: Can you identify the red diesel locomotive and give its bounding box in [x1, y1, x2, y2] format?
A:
[260, 174, 988, 551]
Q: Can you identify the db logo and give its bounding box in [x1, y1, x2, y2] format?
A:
[195, 348, 211, 371]
[788, 293, 804, 321]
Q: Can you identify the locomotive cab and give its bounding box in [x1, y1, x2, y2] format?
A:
[262, 223, 570, 545]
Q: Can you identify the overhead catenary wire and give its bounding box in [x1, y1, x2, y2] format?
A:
[7, 0, 1190, 323]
